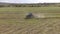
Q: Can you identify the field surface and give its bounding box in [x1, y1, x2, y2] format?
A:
[0, 7, 60, 34]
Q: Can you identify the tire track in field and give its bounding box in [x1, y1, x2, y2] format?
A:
[0, 24, 14, 33]
[6, 26, 28, 34]
[6, 23, 34, 34]
[0, 26, 11, 32]
[1, 25, 16, 33]
[1, 25, 17, 34]
[9, 22, 41, 34]
[13, 25, 38, 34]
[18, 19, 58, 34]
[19, 21, 49, 34]
[7, 24, 37, 34]
[36, 19, 60, 34]
[0, 24, 11, 32]
[14, 19, 49, 34]
[0, 19, 60, 34]
[0, 21, 46, 34]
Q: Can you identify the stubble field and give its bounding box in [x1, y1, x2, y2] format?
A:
[0, 7, 60, 34]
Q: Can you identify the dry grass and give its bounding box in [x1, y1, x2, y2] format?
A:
[0, 7, 60, 34]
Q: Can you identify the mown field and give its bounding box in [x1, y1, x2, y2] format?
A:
[0, 7, 60, 34]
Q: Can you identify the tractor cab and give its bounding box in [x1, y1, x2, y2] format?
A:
[25, 12, 34, 19]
